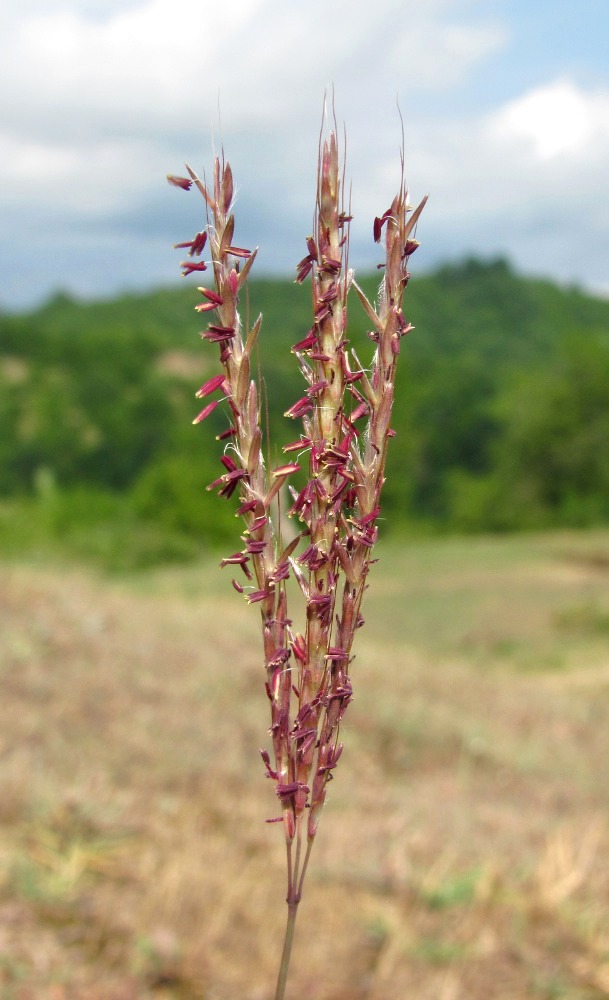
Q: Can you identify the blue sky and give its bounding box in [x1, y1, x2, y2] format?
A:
[487, 1, 607, 93]
[1, 0, 608, 309]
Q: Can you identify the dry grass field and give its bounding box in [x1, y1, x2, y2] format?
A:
[1, 531, 609, 1000]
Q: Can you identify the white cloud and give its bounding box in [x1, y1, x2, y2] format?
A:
[2, 3, 608, 305]
[0, 1, 507, 138]
[385, 76, 609, 222]
[386, 20, 506, 90]
[491, 78, 609, 161]
[0, 128, 173, 217]
[0, 0, 508, 244]
[0, 132, 81, 186]
[377, 76, 609, 293]
[1, 1, 264, 143]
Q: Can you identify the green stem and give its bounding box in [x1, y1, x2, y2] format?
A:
[274, 900, 299, 1000]
[297, 840, 314, 901]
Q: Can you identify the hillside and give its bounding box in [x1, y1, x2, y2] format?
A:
[2, 258, 609, 567]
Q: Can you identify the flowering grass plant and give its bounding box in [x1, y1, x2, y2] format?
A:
[169, 118, 425, 999]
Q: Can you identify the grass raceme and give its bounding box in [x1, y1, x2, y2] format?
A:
[169, 117, 425, 999]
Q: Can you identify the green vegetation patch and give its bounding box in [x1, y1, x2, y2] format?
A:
[2, 259, 609, 568]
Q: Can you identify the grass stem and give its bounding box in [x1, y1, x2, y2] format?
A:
[274, 901, 299, 1000]
[297, 840, 314, 901]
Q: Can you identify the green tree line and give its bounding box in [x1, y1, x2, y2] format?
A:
[1, 258, 609, 567]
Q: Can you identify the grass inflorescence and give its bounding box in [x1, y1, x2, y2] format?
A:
[168, 115, 425, 996]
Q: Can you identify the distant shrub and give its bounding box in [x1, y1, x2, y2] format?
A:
[131, 455, 236, 545]
[0, 486, 201, 572]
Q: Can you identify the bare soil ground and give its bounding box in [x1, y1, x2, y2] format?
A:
[1, 531, 609, 999]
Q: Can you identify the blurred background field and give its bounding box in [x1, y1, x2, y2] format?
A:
[2, 261, 609, 998]
[1, 531, 609, 999]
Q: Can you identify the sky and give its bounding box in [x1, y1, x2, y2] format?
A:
[1, 0, 608, 310]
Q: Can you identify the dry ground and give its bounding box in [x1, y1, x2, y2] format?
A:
[1, 531, 609, 1000]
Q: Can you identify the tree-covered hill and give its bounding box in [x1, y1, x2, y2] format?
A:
[2, 258, 609, 566]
